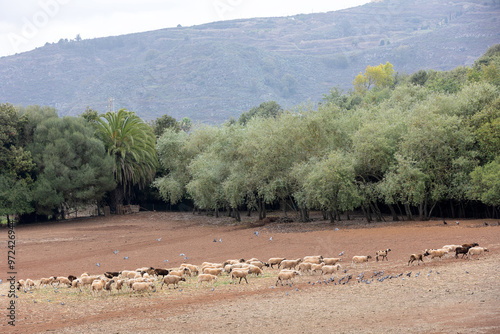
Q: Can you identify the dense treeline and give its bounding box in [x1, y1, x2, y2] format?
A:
[1, 45, 499, 224]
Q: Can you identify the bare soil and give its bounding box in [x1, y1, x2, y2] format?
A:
[1, 211, 500, 333]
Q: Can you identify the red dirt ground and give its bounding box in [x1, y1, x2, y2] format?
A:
[1, 211, 499, 333]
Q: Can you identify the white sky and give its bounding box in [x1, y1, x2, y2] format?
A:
[0, 0, 371, 57]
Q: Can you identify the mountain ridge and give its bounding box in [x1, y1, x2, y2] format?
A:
[1, 0, 499, 123]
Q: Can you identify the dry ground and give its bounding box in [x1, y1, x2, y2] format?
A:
[1, 211, 500, 333]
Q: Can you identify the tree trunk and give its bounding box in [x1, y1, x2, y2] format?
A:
[299, 208, 309, 222]
[361, 205, 372, 223]
[388, 204, 399, 221]
[110, 186, 125, 213]
[405, 203, 413, 220]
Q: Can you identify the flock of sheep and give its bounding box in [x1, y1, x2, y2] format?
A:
[16, 242, 489, 296]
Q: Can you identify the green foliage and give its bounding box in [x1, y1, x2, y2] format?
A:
[150, 114, 180, 137]
[238, 101, 283, 125]
[29, 116, 115, 216]
[469, 156, 500, 207]
[96, 109, 158, 205]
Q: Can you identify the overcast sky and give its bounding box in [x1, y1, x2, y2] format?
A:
[0, 0, 371, 57]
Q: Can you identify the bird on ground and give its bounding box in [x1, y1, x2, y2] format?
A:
[269, 237, 273, 241]
[113, 250, 119, 254]
[157, 238, 162, 242]
[124, 256, 129, 260]
[96, 263, 100, 267]
[339, 251, 344, 256]
[443, 220, 447, 225]
[254, 231, 259, 236]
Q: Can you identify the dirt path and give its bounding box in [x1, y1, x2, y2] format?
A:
[1, 212, 499, 333]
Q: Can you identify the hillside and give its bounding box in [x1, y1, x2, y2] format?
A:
[1, 0, 499, 123]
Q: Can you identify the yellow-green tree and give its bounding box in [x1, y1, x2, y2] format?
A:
[353, 61, 395, 94]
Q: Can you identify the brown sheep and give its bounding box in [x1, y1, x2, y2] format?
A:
[408, 253, 424, 266]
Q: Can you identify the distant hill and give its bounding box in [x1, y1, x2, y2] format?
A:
[1, 0, 499, 123]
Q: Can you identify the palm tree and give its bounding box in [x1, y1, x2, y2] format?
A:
[96, 109, 158, 209]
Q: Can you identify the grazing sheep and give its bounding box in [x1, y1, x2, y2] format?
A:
[80, 276, 100, 287]
[197, 274, 218, 287]
[249, 261, 267, 269]
[16, 279, 26, 291]
[136, 267, 155, 275]
[201, 262, 223, 269]
[455, 246, 473, 259]
[323, 258, 342, 265]
[462, 243, 479, 249]
[67, 275, 77, 282]
[442, 245, 461, 253]
[276, 270, 300, 286]
[71, 279, 81, 289]
[121, 270, 141, 279]
[280, 258, 303, 270]
[153, 268, 170, 278]
[310, 263, 325, 274]
[39, 277, 55, 287]
[247, 265, 263, 277]
[351, 255, 372, 267]
[408, 253, 425, 266]
[113, 279, 124, 292]
[231, 269, 252, 284]
[104, 272, 120, 279]
[467, 247, 489, 260]
[321, 264, 341, 275]
[423, 249, 448, 261]
[132, 282, 155, 294]
[55, 276, 72, 287]
[91, 279, 106, 297]
[303, 256, 324, 264]
[202, 267, 223, 276]
[180, 264, 199, 275]
[298, 262, 313, 274]
[268, 257, 286, 269]
[161, 275, 186, 289]
[375, 249, 391, 262]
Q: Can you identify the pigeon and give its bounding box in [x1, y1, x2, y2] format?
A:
[213, 238, 217, 242]
[180, 253, 185, 256]
[219, 238, 222, 243]
[456, 221, 459, 225]
[415, 272, 420, 277]
[484, 222, 488, 226]
[33, 300, 37, 303]
[157, 238, 162, 242]
[211, 288, 215, 291]
[124, 256, 129, 260]
[339, 251, 344, 256]
[443, 220, 447, 225]
[436, 271, 440, 274]
[269, 237, 273, 241]
[254, 231, 259, 236]
[164, 259, 169, 262]
[61, 302, 65, 305]
[0, 279, 2, 284]
[465, 271, 469, 274]
[113, 250, 119, 255]
[295, 288, 298, 291]
[334, 228, 339, 231]
[96, 263, 100, 267]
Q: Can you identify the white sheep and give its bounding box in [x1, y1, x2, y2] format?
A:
[169, 267, 192, 278]
[276, 270, 300, 286]
[375, 249, 391, 261]
[351, 255, 372, 267]
[161, 275, 186, 289]
[39, 277, 55, 287]
[303, 255, 323, 264]
[424, 249, 448, 260]
[91, 279, 106, 297]
[310, 263, 325, 274]
[323, 258, 342, 265]
[321, 264, 341, 275]
[231, 268, 251, 284]
[268, 257, 286, 269]
[248, 261, 266, 269]
[132, 282, 155, 294]
[298, 262, 313, 274]
[442, 245, 461, 253]
[281, 258, 303, 270]
[121, 270, 141, 279]
[180, 264, 199, 275]
[202, 267, 224, 276]
[55, 276, 72, 287]
[197, 274, 218, 287]
[247, 265, 263, 276]
[467, 247, 489, 260]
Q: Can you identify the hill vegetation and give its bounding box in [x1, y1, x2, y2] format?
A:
[0, 0, 499, 123]
[1, 44, 499, 224]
